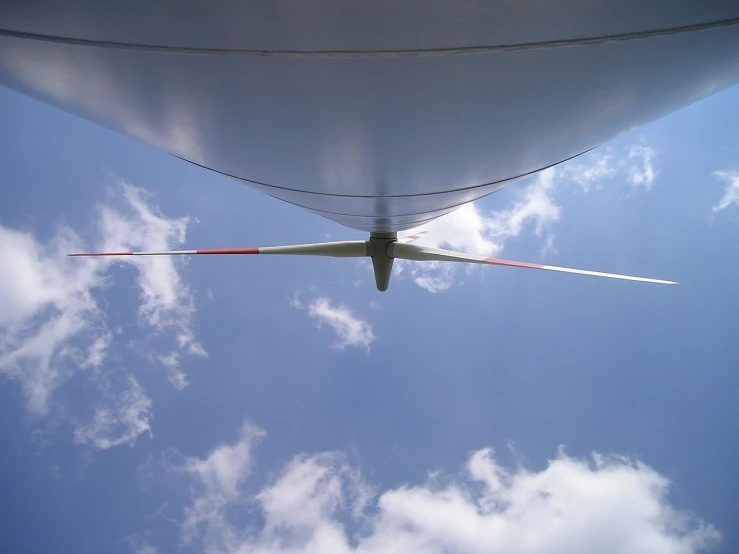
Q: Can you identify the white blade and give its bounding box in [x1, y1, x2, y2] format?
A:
[392, 243, 678, 285]
[69, 241, 369, 258]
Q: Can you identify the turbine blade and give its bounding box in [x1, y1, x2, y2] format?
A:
[391, 243, 678, 285]
[398, 231, 428, 244]
[69, 241, 370, 258]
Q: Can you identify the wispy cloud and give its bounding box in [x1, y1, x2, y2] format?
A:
[131, 544, 159, 554]
[563, 143, 657, 191]
[125, 536, 160, 554]
[424, 168, 559, 255]
[73, 376, 152, 450]
[0, 223, 102, 414]
[0, 180, 203, 446]
[154, 423, 720, 554]
[82, 331, 113, 371]
[166, 420, 266, 546]
[625, 144, 657, 189]
[400, 168, 559, 293]
[308, 298, 376, 350]
[399, 142, 658, 292]
[292, 296, 376, 350]
[157, 351, 189, 391]
[712, 170, 739, 212]
[98, 182, 206, 361]
[562, 148, 618, 192]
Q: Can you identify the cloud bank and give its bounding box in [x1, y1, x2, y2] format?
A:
[155, 420, 720, 554]
[399, 142, 658, 292]
[0, 180, 203, 447]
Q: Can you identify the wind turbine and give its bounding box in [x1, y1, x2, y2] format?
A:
[3, 1, 737, 290]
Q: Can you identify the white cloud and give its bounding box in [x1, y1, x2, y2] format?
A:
[712, 170, 739, 212]
[0, 181, 204, 436]
[73, 376, 152, 450]
[563, 145, 657, 191]
[400, 142, 659, 293]
[291, 296, 376, 351]
[404, 261, 459, 294]
[0, 224, 102, 413]
[562, 148, 618, 192]
[420, 169, 559, 256]
[488, 167, 561, 239]
[82, 332, 113, 371]
[625, 145, 657, 189]
[258, 453, 346, 531]
[401, 169, 560, 293]
[307, 298, 376, 351]
[167, 420, 266, 545]
[157, 351, 189, 391]
[159, 426, 721, 554]
[98, 183, 206, 362]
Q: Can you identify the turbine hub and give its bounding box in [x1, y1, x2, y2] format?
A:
[369, 232, 398, 292]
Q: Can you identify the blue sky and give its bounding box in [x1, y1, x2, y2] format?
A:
[1, 82, 738, 554]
